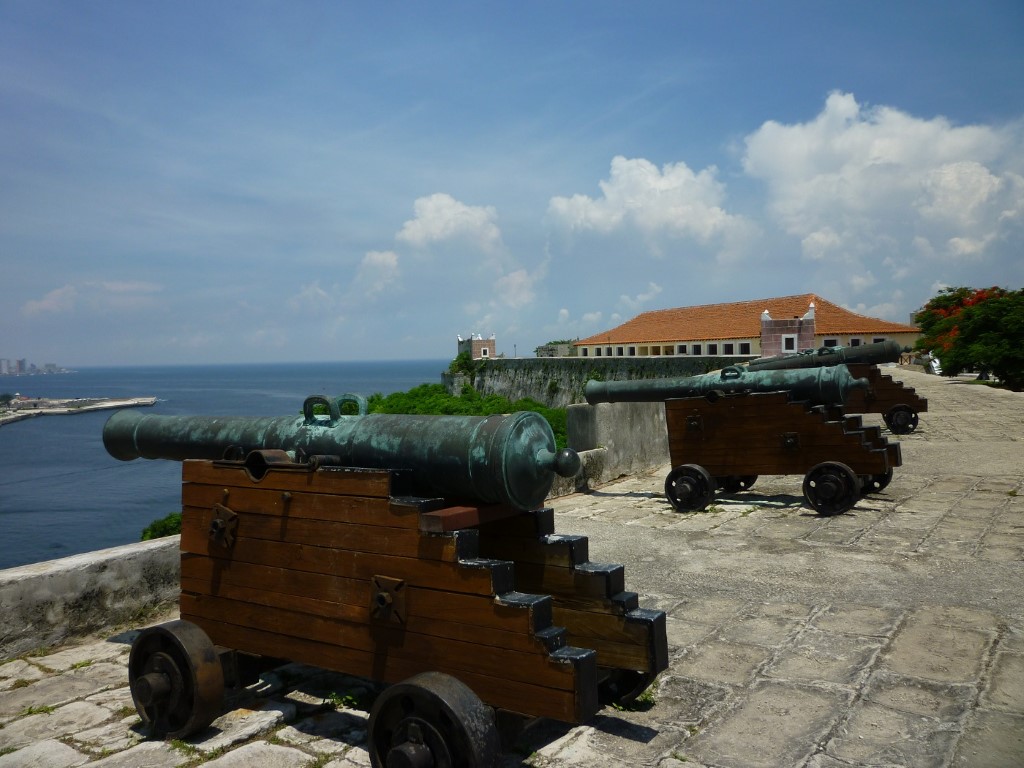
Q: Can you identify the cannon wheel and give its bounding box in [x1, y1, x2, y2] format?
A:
[368, 671, 500, 768]
[717, 475, 758, 494]
[128, 620, 224, 739]
[802, 462, 861, 516]
[884, 405, 919, 434]
[859, 467, 894, 495]
[665, 464, 715, 512]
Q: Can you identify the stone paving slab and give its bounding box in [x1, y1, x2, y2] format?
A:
[0, 368, 1021, 767]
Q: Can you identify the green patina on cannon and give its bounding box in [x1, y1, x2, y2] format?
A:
[104, 395, 581, 511]
[585, 364, 868, 408]
[745, 339, 906, 371]
[584, 365, 901, 516]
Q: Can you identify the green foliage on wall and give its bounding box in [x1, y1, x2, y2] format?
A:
[367, 383, 567, 449]
[140, 512, 182, 540]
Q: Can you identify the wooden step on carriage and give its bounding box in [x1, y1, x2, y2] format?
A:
[841, 363, 928, 434]
[127, 454, 667, 768]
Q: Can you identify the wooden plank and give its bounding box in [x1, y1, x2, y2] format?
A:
[181, 483, 423, 529]
[181, 554, 553, 635]
[181, 505, 471, 562]
[475, 508, 555, 538]
[182, 461, 397, 497]
[180, 577, 562, 654]
[179, 522, 514, 596]
[184, 615, 594, 723]
[419, 504, 523, 533]
[509, 561, 625, 601]
[477, 534, 589, 568]
[181, 593, 577, 691]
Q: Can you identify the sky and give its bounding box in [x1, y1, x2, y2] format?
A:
[2, 2, 1023, 367]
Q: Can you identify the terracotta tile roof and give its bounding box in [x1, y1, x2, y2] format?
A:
[575, 294, 919, 345]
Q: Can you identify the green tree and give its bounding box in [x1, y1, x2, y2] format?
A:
[913, 286, 1024, 390]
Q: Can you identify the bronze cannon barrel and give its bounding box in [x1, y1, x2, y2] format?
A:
[103, 399, 580, 511]
[584, 364, 869, 406]
[746, 339, 906, 371]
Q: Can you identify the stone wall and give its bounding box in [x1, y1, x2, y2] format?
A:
[444, 356, 753, 407]
[0, 538, 180, 660]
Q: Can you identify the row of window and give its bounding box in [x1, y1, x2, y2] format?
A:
[579, 337, 889, 357]
[582, 342, 754, 357]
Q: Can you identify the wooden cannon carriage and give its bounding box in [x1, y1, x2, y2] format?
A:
[106, 405, 667, 768]
[662, 390, 902, 515]
[585, 365, 903, 516]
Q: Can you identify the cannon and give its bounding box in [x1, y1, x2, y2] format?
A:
[745, 339, 906, 371]
[584, 364, 869, 408]
[104, 395, 581, 511]
[585, 369, 901, 516]
[106, 396, 667, 767]
[742, 341, 927, 434]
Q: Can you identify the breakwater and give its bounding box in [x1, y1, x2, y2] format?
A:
[0, 396, 157, 427]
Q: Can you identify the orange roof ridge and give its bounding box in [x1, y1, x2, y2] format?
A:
[575, 294, 916, 346]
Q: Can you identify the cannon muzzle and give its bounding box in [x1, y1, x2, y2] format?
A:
[584, 364, 868, 406]
[746, 339, 907, 371]
[104, 398, 580, 511]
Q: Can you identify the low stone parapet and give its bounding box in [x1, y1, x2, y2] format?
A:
[0, 537, 180, 661]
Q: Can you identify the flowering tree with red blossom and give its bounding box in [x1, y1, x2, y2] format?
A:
[913, 286, 1024, 390]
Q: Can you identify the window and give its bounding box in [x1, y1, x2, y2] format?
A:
[582, 348, 589, 356]
[822, 339, 838, 348]
[723, 343, 734, 355]
[606, 347, 613, 357]
[616, 346, 624, 356]
[873, 337, 885, 344]
[481, 347, 489, 358]
[677, 344, 687, 355]
[849, 338, 861, 347]
[692, 343, 702, 355]
[708, 343, 718, 355]
[595, 347, 602, 356]
[739, 342, 751, 355]
[628, 346, 636, 356]
[664, 346, 674, 356]
[783, 334, 797, 352]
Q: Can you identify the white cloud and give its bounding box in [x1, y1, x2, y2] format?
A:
[619, 282, 662, 312]
[743, 91, 1024, 270]
[495, 269, 536, 308]
[288, 281, 336, 313]
[396, 193, 502, 252]
[22, 285, 78, 316]
[356, 250, 401, 298]
[21, 281, 163, 316]
[548, 156, 750, 247]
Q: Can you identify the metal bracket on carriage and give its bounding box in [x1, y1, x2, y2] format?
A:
[209, 503, 238, 549]
[685, 414, 703, 432]
[780, 432, 800, 450]
[371, 575, 407, 625]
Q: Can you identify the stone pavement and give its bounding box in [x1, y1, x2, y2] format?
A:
[1, 367, 1021, 768]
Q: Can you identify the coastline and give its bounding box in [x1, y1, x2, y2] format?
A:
[0, 396, 157, 427]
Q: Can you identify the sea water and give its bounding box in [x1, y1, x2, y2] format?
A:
[0, 360, 448, 569]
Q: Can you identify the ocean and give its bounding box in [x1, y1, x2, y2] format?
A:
[0, 360, 449, 570]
